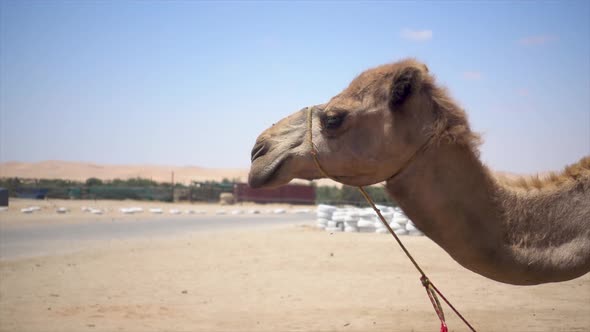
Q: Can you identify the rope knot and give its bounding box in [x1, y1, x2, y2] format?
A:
[420, 276, 430, 287]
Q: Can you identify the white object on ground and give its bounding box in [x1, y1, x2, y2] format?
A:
[273, 209, 286, 214]
[149, 208, 163, 214]
[380, 212, 394, 223]
[316, 211, 332, 219]
[344, 226, 359, 233]
[120, 207, 144, 214]
[169, 209, 182, 215]
[357, 217, 376, 228]
[325, 225, 343, 232]
[231, 210, 243, 215]
[248, 209, 260, 214]
[21, 207, 34, 214]
[406, 222, 418, 231]
[394, 229, 409, 236]
[332, 213, 346, 222]
[317, 204, 337, 213]
[389, 222, 404, 230]
[344, 213, 359, 228]
[405, 221, 423, 236]
[56, 207, 69, 214]
[90, 208, 103, 215]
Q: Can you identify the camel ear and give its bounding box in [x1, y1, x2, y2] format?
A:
[390, 67, 422, 109]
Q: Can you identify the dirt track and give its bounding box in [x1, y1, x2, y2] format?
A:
[1, 222, 588, 332]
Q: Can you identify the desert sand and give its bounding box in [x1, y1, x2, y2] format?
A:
[1, 198, 310, 227]
[0, 161, 248, 185]
[0, 199, 589, 332]
[0, 160, 340, 186]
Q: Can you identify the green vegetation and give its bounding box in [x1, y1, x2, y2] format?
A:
[0, 177, 239, 202]
[0, 176, 395, 206]
[316, 184, 396, 206]
[0, 177, 180, 201]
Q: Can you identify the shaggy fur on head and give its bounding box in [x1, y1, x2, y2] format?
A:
[347, 59, 483, 153]
[421, 79, 483, 154]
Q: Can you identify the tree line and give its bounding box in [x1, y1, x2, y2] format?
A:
[0, 176, 395, 206]
[315, 184, 396, 206]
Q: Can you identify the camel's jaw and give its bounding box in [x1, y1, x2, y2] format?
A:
[249, 146, 323, 188]
[248, 154, 291, 189]
[248, 108, 317, 188]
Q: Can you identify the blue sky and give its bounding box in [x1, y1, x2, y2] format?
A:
[1, 1, 589, 174]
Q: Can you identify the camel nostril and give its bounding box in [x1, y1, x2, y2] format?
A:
[251, 142, 269, 162]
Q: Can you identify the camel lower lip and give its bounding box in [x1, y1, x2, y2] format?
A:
[248, 157, 287, 188]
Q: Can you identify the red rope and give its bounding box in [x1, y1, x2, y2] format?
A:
[422, 276, 448, 332]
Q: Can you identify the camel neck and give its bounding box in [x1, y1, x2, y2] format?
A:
[385, 142, 505, 257]
[385, 142, 590, 284]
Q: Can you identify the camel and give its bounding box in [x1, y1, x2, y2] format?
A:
[248, 59, 590, 285]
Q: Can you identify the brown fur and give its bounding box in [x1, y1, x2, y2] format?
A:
[345, 59, 482, 152]
[497, 156, 590, 191]
[249, 58, 590, 285]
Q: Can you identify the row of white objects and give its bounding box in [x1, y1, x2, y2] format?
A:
[19, 206, 312, 216]
[214, 208, 304, 215]
[316, 204, 423, 236]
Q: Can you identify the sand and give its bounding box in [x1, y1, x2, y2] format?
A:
[0, 161, 249, 185]
[1, 198, 313, 228]
[0, 160, 340, 186]
[1, 200, 588, 332]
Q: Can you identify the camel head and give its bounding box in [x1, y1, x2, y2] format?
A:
[249, 59, 441, 188]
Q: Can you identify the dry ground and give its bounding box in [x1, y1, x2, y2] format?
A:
[0, 217, 588, 332]
[0, 198, 312, 227]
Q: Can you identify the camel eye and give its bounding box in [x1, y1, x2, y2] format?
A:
[324, 114, 345, 130]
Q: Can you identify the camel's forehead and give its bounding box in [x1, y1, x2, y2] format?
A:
[345, 59, 425, 94]
[347, 64, 395, 93]
[330, 63, 399, 107]
[328, 59, 426, 108]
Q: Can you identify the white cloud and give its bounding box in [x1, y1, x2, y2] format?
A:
[400, 28, 432, 42]
[518, 35, 558, 46]
[462, 71, 482, 81]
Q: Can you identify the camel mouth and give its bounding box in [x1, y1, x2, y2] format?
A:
[248, 156, 289, 189]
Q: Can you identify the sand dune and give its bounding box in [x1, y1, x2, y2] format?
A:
[0, 160, 339, 186]
[0, 160, 249, 184]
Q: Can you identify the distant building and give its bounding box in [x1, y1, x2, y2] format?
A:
[0, 188, 8, 207]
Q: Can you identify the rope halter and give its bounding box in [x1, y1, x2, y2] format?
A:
[305, 106, 476, 332]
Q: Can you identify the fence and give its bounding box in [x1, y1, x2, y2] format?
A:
[0, 177, 395, 206]
[0, 178, 235, 203]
